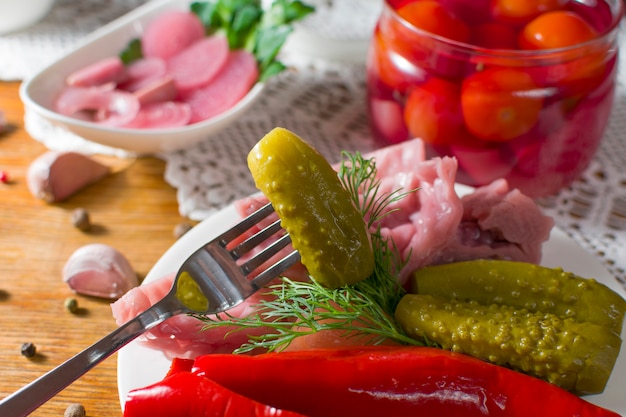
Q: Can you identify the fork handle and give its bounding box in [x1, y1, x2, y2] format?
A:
[0, 298, 180, 417]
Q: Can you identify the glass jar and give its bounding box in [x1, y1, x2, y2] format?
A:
[366, 0, 623, 198]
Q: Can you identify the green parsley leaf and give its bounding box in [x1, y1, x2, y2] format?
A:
[119, 38, 143, 65]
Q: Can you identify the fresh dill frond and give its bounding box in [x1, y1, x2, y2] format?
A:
[195, 149, 423, 353]
[338, 151, 417, 227]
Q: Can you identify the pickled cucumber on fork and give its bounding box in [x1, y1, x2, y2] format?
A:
[247, 127, 374, 289]
[410, 259, 626, 334]
[395, 293, 622, 395]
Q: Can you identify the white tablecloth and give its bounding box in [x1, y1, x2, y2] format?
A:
[3, 0, 626, 290]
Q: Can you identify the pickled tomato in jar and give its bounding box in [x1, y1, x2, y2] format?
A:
[366, 0, 623, 198]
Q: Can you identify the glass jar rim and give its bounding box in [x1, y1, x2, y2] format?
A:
[383, 0, 624, 59]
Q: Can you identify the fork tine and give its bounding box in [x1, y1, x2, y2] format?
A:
[241, 232, 294, 275]
[217, 202, 276, 244]
[230, 218, 283, 260]
[250, 250, 301, 290]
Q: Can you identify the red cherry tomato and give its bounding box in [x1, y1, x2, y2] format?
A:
[491, 0, 568, 24]
[404, 77, 464, 146]
[518, 11, 598, 49]
[461, 68, 543, 142]
[396, 0, 471, 43]
[368, 27, 427, 95]
[469, 23, 519, 49]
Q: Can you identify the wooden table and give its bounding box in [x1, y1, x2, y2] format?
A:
[0, 81, 191, 417]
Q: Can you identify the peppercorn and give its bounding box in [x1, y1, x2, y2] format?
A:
[64, 297, 78, 314]
[71, 208, 91, 231]
[20, 342, 37, 358]
[173, 222, 193, 239]
[0, 170, 9, 184]
[64, 403, 86, 417]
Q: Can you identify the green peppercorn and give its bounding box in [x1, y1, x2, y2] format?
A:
[64, 297, 78, 314]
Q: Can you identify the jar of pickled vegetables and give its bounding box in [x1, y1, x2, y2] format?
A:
[366, 0, 623, 198]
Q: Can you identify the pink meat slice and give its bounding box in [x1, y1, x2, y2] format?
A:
[54, 86, 140, 127]
[235, 138, 552, 284]
[119, 57, 168, 93]
[66, 56, 128, 87]
[111, 273, 286, 359]
[434, 179, 554, 265]
[347, 139, 464, 281]
[141, 11, 206, 60]
[124, 101, 192, 129]
[166, 36, 230, 94]
[182, 49, 259, 123]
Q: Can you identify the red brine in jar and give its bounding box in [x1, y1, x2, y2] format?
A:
[366, 0, 623, 198]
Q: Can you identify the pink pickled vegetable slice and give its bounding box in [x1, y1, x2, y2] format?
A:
[141, 11, 206, 60]
[134, 77, 178, 105]
[369, 98, 409, 144]
[451, 143, 515, 186]
[166, 36, 230, 93]
[124, 101, 192, 129]
[119, 57, 168, 92]
[182, 49, 259, 123]
[66, 56, 128, 87]
[54, 86, 140, 127]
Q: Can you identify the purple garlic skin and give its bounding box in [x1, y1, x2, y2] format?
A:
[63, 243, 138, 299]
[27, 151, 110, 203]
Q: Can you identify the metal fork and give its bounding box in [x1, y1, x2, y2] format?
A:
[0, 202, 300, 417]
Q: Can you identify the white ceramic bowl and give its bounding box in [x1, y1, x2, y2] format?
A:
[19, 0, 265, 155]
[0, 0, 55, 34]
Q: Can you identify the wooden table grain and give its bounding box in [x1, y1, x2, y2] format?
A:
[0, 81, 192, 417]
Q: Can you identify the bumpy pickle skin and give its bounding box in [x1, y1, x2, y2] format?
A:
[247, 127, 374, 288]
[411, 259, 626, 334]
[395, 293, 622, 395]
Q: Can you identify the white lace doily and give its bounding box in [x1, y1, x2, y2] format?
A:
[5, 0, 626, 289]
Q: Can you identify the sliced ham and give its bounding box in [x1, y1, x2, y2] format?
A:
[141, 11, 206, 60]
[375, 161, 464, 280]
[182, 49, 259, 123]
[111, 273, 286, 359]
[66, 56, 128, 87]
[433, 178, 554, 265]
[166, 36, 230, 94]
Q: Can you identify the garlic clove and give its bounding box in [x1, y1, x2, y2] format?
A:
[27, 151, 110, 203]
[63, 243, 138, 299]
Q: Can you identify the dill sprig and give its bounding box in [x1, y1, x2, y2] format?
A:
[194, 150, 422, 353]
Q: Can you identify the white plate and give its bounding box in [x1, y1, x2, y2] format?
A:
[19, 0, 265, 155]
[117, 202, 626, 414]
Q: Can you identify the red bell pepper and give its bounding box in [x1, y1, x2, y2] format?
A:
[190, 346, 620, 417]
[123, 370, 307, 417]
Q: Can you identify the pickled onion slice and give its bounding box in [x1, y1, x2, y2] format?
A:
[124, 102, 192, 129]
